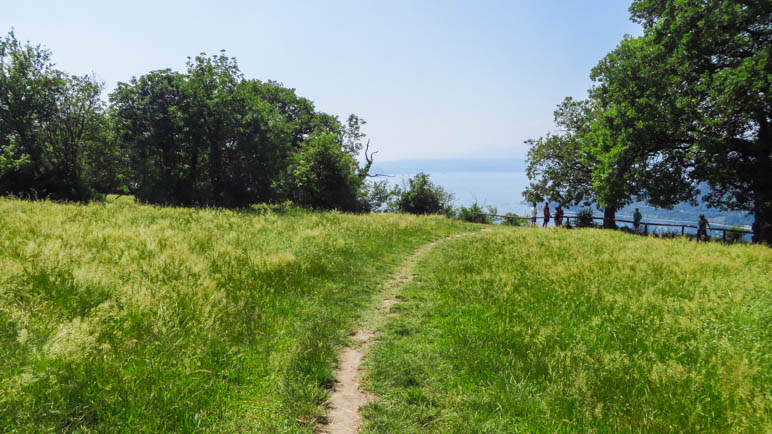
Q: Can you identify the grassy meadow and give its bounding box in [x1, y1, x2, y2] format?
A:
[0, 197, 472, 432]
[363, 228, 771, 432]
[2, 198, 770, 433]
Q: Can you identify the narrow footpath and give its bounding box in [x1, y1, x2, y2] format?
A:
[317, 231, 485, 433]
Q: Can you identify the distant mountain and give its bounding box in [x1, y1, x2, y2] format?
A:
[371, 158, 526, 174]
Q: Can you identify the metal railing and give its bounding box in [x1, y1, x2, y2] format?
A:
[476, 214, 752, 241]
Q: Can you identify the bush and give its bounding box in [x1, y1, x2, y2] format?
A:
[393, 173, 454, 215]
[285, 134, 362, 212]
[501, 212, 527, 226]
[455, 202, 497, 224]
[725, 226, 746, 244]
[359, 179, 396, 212]
[574, 207, 596, 228]
[652, 230, 682, 239]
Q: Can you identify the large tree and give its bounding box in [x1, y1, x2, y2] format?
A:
[524, 97, 632, 227]
[45, 74, 106, 199]
[112, 52, 376, 209]
[1, 31, 106, 200]
[111, 69, 196, 204]
[591, 1, 771, 243]
[525, 98, 595, 207]
[588, 35, 697, 214]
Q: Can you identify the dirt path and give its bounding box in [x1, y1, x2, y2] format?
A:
[317, 233, 469, 434]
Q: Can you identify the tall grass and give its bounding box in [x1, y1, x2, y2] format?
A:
[363, 227, 771, 432]
[0, 197, 470, 432]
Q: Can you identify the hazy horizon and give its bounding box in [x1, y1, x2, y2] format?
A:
[2, 1, 642, 161]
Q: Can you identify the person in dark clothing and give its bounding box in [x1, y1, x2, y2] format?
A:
[555, 205, 564, 227]
[697, 214, 711, 242]
[542, 203, 551, 227]
[633, 208, 642, 234]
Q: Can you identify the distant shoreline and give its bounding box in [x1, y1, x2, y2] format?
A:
[371, 158, 527, 174]
[373, 161, 754, 229]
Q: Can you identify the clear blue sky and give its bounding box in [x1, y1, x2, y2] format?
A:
[3, 0, 641, 161]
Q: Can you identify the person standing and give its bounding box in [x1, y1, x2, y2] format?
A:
[555, 205, 564, 227]
[633, 208, 642, 234]
[697, 214, 711, 242]
[542, 203, 551, 227]
[530, 202, 538, 227]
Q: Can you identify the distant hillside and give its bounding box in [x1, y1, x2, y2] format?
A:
[371, 158, 526, 174]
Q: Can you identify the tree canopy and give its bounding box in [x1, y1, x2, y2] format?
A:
[0, 31, 106, 200]
[1, 31, 380, 211]
[525, 1, 771, 242]
[392, 172, 454, 215]
[524, 97, 596, 208]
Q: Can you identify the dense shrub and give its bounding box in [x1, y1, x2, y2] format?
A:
[455, 202, 496, 224]
[726, 226, 746, 244]
[359, 179, 395, 212]
[393, 173, 454, 215]
[501, 212, 527, 226]
[284, 134, 363, 211]
[574, 207, 596, 228]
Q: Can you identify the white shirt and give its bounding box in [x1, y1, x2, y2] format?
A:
[531, 206, 538, 217]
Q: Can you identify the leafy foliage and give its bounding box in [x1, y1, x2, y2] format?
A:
[0, 31, 109, 201]
[524, 97, 630, 226]
[589, 1, 772, 242]
[107, 52, 382, 209]
[393, 172, 454, 215]
[359, 179, 395, 213]
[2, 33, 380, 210]
[284, 133, 362, 211]
[524, 98, 597, 207]
[454, 202, 496, 224]
[526, 2, 771, 242]
[341, 114, 367, 158]
[573, 207, 596, 228]
[501, 212, 527, 226]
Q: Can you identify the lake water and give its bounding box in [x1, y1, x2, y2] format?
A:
[385, 171, 753, 233]
[388, 171, 531, 215]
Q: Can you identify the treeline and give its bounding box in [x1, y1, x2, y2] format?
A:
[524, 1, 771, 244]
[0, 31, 383, 211]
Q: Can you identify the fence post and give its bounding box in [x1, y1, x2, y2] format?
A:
[681, 225, 685, 236]
[723, 230, 726, 242]
[644, 224, 648, 236]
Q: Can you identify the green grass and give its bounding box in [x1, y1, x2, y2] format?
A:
[3, 199, 770, 433]
[362, 227, 771, 433]
[0, 197, 472, 432]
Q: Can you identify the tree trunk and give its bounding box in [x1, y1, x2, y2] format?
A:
[753, 118, 771, 245]
[603, 207, 617, 229]
[753, 208, 772, 245]
[209, 139, 224, 205]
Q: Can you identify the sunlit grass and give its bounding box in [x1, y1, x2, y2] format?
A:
[363, 227, 771, 432]
[0, 197, 471, 432]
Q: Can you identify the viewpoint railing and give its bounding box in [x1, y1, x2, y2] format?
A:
[475, 214, 753, 241]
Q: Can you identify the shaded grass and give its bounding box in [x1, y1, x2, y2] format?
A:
[363, 227, 771, 433]
[0, 197, 472, 432]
